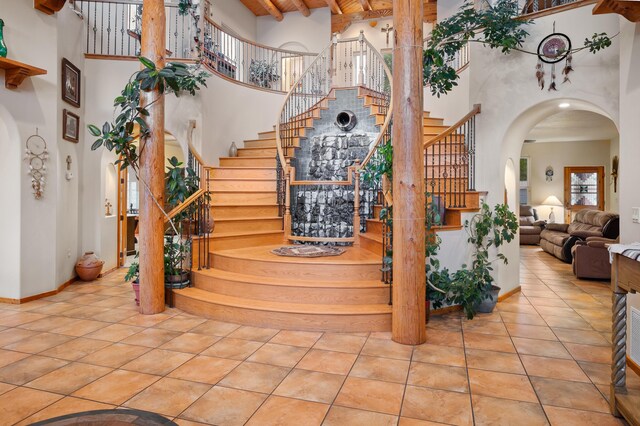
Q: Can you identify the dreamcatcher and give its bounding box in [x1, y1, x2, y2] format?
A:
[535, 24, 573, 91]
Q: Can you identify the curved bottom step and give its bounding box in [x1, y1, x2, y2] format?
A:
[174, 287, 392, 332]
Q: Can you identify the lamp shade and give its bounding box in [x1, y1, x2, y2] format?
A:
[542, 195, 563, 207]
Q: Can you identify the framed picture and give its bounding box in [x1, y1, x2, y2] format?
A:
[63, 109, 80, 143]
[61, 58, 81, 107]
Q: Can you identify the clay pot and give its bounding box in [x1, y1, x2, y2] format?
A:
[132, 280, 140, 306]
[75, 251, 105, 281]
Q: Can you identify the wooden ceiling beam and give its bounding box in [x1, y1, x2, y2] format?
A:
[359, 0, 373, 11]
[291, 0, 311, 16]
[325, 0, 343, 14]
[257, 0, 284, 21]
[593, 0, 640, 21]
[331, 2, 436, 33]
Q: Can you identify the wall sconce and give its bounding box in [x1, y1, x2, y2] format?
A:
[65, 155, 74, 181]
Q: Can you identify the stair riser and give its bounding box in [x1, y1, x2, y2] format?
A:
[423, 125, 449, 133]
[366, 220, 383, 235]
[428, 192, 480, 210]
[174, 293, 392, 332]
[211, 205, 280, 219]
[425, 154, 469, 166]
[244, 139, 276, 148]
[214, 218, 282, 233]
[423, 117, 445, 126]
[211, 180, 277, 192]
[210, 168, 276, 179]
[210, 232, 285, 251]
[425, 144, 467, 155]
[360, 235, 383, 255]
[373, 205, 383, 218]
[237, 148, 277, 157]
[258, 130, 276, 139]
[211, 192, 277, 205]
[211, 254, 382, 281]
[192, 274, 389, 305]
[220, 157, 276, 167]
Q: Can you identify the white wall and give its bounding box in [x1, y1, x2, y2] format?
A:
[208, 0, 257, 40]
[521, 139, 617, 222]
[257, 8, 330, 54]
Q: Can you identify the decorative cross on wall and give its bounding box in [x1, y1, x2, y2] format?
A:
[381, 24, 393, 47]
[105, 198, 113, 216]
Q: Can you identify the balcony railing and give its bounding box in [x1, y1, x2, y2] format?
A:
[519, 0, 588, 16]
[77, 0, 195, 59]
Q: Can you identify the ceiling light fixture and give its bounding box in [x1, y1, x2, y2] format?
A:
[558, 102, 570, 108]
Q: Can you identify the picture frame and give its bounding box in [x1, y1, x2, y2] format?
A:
[63, 109, 80, 143]
[61, 58, 81, 107]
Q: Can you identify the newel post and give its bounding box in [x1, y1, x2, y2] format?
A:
[353, 160, 361, 246]
[391, 0, 426, 345]
[284, 158, 292, 241]
[138, 0, 166, 314]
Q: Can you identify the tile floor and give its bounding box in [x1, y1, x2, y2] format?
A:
[0, 246, 638, 425]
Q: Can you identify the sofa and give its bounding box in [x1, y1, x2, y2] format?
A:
[572, 236, 618, 280]
[519, 205, 545, 245]
[539, 209, 619, 263]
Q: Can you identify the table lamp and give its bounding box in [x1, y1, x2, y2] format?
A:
[542, 195, 563, 223]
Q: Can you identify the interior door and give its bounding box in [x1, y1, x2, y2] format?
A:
[117, 165, 128, 268]
[563, 166, 605, 223]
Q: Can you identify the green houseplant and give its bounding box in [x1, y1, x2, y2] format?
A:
[430, 202, 518, 319]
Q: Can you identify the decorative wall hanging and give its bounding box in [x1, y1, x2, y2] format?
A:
[545, 166, 554, 182]
[63, 109, 79, 143]
[536, 25, 572, 91]
[612, 155, 618, 193]
[65, 155, 73, 180]
[0, 18, 8, 58]
[25, 130, 48, 199]
[61, 58, 81, 107]
[381, 24, 393, 47]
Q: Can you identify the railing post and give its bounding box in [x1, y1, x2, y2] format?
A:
[353, 160, 361, 246]
[284, 158, 292, 242]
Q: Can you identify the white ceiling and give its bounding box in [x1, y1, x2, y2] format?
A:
[525, 110, 618, 143]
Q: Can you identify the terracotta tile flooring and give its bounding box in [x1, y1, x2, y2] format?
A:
[0, 246, 639, 425]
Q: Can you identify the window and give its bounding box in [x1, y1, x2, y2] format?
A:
[520, 157, 530, 205]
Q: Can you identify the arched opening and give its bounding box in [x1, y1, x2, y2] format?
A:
[0, 105, 22, 299]
[499, 98, 619, 288]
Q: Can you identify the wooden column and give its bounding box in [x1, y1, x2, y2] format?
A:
[139, 0, 166, 314]
[391, 0, 426, 345]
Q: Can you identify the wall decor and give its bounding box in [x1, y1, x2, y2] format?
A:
[25, 130, 48, 199]
[61, 57, 81, 107]
[536, 29, 572, 91]
[381, 24, 393, 47]
[0, 18, 8, 58]
[65, 155, 73, 180]
[63, 109, 79, 143]
[612, 155, 619, 193]
[545, 166, 554, 182]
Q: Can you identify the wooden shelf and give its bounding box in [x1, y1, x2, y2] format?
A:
[0, 57, 47, 89]
[34, 0, 66, 15]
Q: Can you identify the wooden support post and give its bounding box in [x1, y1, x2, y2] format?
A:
[257, 0, 284, 21]
[139, 0, 166, 315]
[284, 159, 292, 241]
[353, 160, 361, 246]
[291, 0, 311, 16]
[391, 0, 426, 345]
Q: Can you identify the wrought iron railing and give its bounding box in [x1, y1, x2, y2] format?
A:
[276, 32, 393, 244]
[201, 17, 317, 93]
[77, 0, 195, 59]
[424, 105, 481, 212]
[520, 0, 583, 15]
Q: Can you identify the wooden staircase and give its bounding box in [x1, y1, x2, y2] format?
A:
[175, 103, 480, 332]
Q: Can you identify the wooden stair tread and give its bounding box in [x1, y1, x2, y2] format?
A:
[219, 156, 275, 159]
[194, 268, 386, 289]
[210, 167, 275, 170]
[174, 288, 392, 315]
[203, 230, 284, 239]
[212, 203, 280, 207]
[360, 232, 383, 243]
[214, 216, 281, 222]
[213, 244, 381, 266]
[209, 178, 276, 181]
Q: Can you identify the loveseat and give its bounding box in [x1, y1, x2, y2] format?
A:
[519, 205, 545, 245]
[571, 236, 619, 280]
[539, 209, 619, 263]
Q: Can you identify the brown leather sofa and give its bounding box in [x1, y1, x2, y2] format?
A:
[519, 205, 545, 245]
[539, 209, 619, 263]
[571, 236, 618, 280]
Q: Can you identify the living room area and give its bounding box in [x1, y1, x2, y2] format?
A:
[518, 106, 620, 280]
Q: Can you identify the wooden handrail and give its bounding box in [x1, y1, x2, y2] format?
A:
[165, 188, 206, 222]
[424, 104, 481, 148]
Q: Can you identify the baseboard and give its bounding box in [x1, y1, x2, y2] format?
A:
[99, 266, 118, 278]
[498, 286, 522, 302]
[628, 356, 640, 378]
[0, 276, 77, 305]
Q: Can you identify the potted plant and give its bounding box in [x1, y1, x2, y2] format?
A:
[124, 259, 140, 305]
[430, 202, 518, 319]
[164, 235, 191, 289]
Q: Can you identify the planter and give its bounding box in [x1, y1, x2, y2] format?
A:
[165, 271, 190, 289]
[474, 285, 501, 314]
[75, 251, 105, 281]
[132, 280, 140, 306]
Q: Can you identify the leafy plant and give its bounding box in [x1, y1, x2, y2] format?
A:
[430, 202, 518, 319]
[249, 59, 280, 88]
[164, 235, 191, 277]
[166, 156, 200, 209]
[125, 261, 139, 282]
